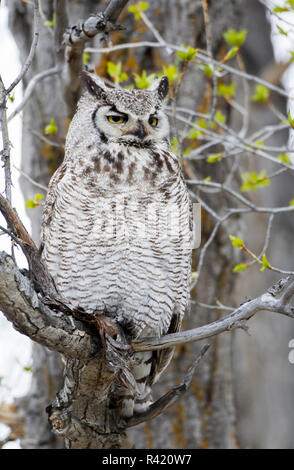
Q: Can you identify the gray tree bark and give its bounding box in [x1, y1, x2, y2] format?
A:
[6, 0, 289, 450]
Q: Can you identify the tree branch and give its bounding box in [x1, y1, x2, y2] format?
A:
[0, 252, 100, 360]
[0, 76, 12, 206]
[7, 66, 62, 122]
[62, 0, 129, 116]
[6, 0, 40, 95]
[126, 344, 210, 428]
[132, 277, 294, 352]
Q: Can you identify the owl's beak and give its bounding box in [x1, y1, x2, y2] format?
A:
[127, 121, 147, 140]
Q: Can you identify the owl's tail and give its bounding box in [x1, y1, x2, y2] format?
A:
[120, 351, 153, 418]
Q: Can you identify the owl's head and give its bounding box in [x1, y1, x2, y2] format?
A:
[81, 71, 170, 148]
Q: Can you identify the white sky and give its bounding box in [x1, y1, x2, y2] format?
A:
[0, 4, 32, 448]
[0, 0, 294, 449]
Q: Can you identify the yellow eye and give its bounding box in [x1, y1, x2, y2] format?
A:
[107, 115, 126, 124]
[149, 116, 158, 127]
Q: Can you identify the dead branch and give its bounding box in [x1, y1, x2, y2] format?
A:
[62, 0, 129, 116]
[132, 277, 294, 353]
[126, 344, 210, 428]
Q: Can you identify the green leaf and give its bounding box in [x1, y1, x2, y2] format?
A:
[107, 61, 121, 77]
[206, 152, 223, 163]
[240, 170, 270, 192]
[223, 46, 239, 62]
[187, 117, 209, 139]
[170, 136, 179, 153]
[289, 199, 294, 206]
[24, 366, 32, 372]
[176, 45, 198, 62]
[273, 6, 289, 12]
[83, 53, 90, 65]
[251, 84, 269, 102]
[223, 28, 247, 47]
[287, 0, 294, 9]
[134, 70, 156, 89]
[218, 82, 236, 98]
[233, 263, 247, 273]
[277, 153, 292, 165]
[8, 93, 15, 103]
[214, 109, 226, 125]
[277, 25, 288, 36]
[229, 235, 244, 248]
[128, 1, 149, 19]
[203, 64, 214, 77]
[188, 128, 202, 139]
[44, 13, 55, 28]
[107, 61, 128, 83]
[283, 110, 294, 128]
[203, 176, 211, 182]
[26, 194, 44, 209]
[260, 254, 270, 272]
[26, 199, 37, 209]
[183, 147, 192, 157]
[161, 64, 179, 84]
[44, 118, 58, 135]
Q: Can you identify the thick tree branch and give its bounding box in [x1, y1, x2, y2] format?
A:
[0, 252, 100, 360]
[62, 0, 129, 116]
[0, 193, 55, 295]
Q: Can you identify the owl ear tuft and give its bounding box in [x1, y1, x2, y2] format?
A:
[81, 71, 110, 104]
[157, 76, 169, 101]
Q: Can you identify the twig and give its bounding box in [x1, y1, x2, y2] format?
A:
[236, 50, 250, 139]
[195, 301, 234, 312]
[258, 0, 294, 28]
[6, 0, 40, 95]
[0, 76, 12, 206]
[8, 66, 62, 122]
[139, 8, 172, 54]
[29, 128, 62, 148]
[85, 40, 163, 54]
[86, 40, 294, 99]
[202, 0, 217, 117]
[126, 344, 210, 427]
[12, 165, 48, 192]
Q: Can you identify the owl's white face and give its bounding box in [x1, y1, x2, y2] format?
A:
[93, 104, 170, 147]
[81, 72, 170, 149]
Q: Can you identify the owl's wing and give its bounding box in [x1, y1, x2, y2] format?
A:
[148, 312, 182, 386]
[40, 161, 67, 245]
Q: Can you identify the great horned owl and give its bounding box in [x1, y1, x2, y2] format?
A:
[41, 72, 192, 418]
